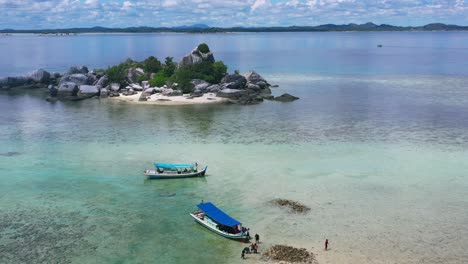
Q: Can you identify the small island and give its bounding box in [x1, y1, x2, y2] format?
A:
[0, 43, 299, 105]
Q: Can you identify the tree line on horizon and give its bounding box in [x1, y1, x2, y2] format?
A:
[2, 23, 468, 34]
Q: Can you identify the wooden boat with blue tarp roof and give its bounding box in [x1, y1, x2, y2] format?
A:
[144, 163, 207, 179]
[190, 202, 250, 242]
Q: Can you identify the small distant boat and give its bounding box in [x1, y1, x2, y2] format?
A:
[144, 163, 207, 179]
[190, 202, 250, 242]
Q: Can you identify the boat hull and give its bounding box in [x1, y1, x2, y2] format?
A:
[190, 213, 249, 242]
[145, 166, 207, 179]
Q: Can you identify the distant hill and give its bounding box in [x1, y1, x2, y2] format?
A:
[1, 23, 467, 34]
[173, 24, 210, 29]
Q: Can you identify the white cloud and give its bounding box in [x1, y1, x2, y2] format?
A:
[251, 0, 270, 11]
[0, 0, 467, 29]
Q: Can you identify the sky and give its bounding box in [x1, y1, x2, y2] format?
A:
[0, 0, 467, 29]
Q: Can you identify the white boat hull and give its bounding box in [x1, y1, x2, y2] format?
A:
[190, 212, 249, 242]
[144, 166, 207, 179]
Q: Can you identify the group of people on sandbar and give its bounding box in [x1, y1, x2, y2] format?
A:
[241, 233, 260, 259]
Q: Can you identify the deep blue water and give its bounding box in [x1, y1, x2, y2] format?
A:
[1, 31, 468, 77]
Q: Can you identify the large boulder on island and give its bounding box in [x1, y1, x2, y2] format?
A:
[59, 74, 92, 86]
[126, 67, 145, 83]
[129, 83, 143, 91]
[100, 87, 109, 98]
[206, 84, 221, 93]
[93, 75, 108, 87]
[220, 74, 247, 90]
[245, 70, 269, 87]
[179, 43, 215, 68]
[27, 69, 50, 83]
[68, 66, 89, 74]
[57, 82, 79, 96]
[78, 85, 100, 96]
[191, 79, 211, 93]
[0, 76, 33, 88]
[274, 93, 300, 102]
[110, 83, 120, 91]
[216, 88, 247, 99]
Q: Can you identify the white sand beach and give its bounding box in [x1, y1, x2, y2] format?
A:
[109, 92, 229, 105]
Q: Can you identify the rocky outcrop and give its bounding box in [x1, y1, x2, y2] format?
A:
[220, 74, 247, 90]
[68, 66, 88, 74]
[274, 93, 299, 102]
[110, 83, 120, 91]
[216, 88, 247, 99]
[138, 92, 148, 101]
[126, 67, 144, 83]
[100, 87, 109, 98]
[0, 69, 52, 90]
[143, 88, 156, 94]
[206, 84, 221, 93]
[179, 46, 215, 68]
[245, 70, 268, 86]
[59, 74, 91, 86]
[78, 85, 99, 96]
[128, 83, 143, 91]
[168, 90, 183, 96]
[27, 69, 50, 83]
[57, 82, 79, 96]
[141, 80, 150, 90]
[93, 75, 108, 87]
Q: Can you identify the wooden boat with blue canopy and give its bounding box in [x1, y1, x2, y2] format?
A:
[144, 163, 207, 179]
[190, 202, 251, 242]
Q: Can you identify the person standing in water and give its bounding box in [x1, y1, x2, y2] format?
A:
[255, 233, 260, 243]
[325, 239, 329, 250]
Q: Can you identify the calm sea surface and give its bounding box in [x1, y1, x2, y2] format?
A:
[1, 32, 468, 264]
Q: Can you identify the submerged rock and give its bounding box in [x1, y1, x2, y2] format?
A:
[272, 199, 310, 213]
[0, 151, 21, 157]
[274, 93, 299, 102]
[263, 245, 317, 263]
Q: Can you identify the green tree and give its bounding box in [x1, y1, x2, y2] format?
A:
[197, 43, 210, 53]
[149, 71, 168, 87]
[162, 57, 176, 77]
[212, 61, 228, 83]
[143, 56, 162, 73]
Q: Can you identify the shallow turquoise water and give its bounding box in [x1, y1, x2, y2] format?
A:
[1, 32, 468, 263]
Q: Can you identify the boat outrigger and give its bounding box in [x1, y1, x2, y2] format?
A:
[190, 202, 251, 242]
[144, 163, 207, 179]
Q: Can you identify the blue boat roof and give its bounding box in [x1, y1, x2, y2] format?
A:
[197, 202, 241, 227]
[155, 163, 194, 169]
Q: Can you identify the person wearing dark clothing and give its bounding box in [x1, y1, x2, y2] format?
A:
[255, 233, 260, 243]
[241, 250, 245, 259]
[325, 239, 329, 250]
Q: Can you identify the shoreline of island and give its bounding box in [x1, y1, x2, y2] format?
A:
[0, 43, 299, 105]
[110, 92, 229, 105]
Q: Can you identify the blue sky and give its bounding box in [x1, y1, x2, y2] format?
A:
[1, 0, 467, 29]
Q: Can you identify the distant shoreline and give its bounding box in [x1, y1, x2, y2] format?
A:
[2, 22, 468, 34]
